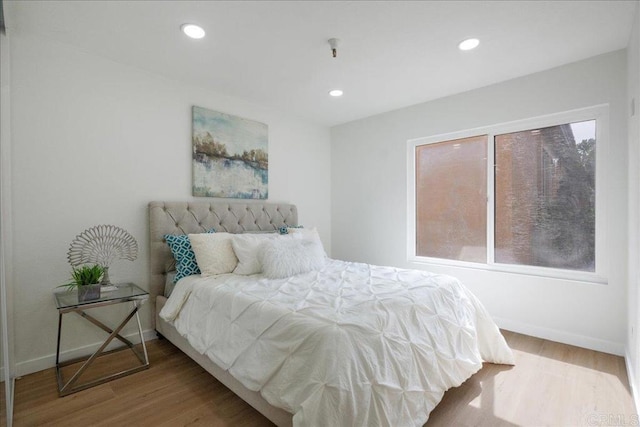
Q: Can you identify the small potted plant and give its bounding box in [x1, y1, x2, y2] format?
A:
[59, 264, 105, 302]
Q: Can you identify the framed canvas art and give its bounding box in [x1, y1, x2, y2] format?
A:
[192, 106, 268, 199]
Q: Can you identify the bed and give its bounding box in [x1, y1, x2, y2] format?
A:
[149, 201, 514, 427]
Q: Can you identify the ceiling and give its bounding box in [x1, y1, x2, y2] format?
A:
[5, 1, 638, 126]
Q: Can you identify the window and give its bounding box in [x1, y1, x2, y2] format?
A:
[415, 135, 487, 263]
[494, 121, 596, 272]
[407, 106, 607, 282]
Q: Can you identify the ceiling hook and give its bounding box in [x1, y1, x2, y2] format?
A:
[328, 38, 340, 58]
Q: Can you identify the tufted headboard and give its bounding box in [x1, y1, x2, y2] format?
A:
[148, 201, 298, 324]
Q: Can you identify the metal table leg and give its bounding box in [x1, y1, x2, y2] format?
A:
[56, 301, 150, 396]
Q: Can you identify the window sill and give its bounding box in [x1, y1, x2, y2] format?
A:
[408, 256, 608, 285]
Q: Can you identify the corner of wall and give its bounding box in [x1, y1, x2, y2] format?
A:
[626, 0, 640, 415]
[0, 26, 15, 426]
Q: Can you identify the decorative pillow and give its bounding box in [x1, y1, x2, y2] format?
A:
[287, 227, 327, 255]
[232, 233, 279, 275]
[259, 236, 326, 279]
[279, 225, 304, 235]
[287, 226, 318, 239]
[164, 230, 215, 283]
[189, 232, 238, 276]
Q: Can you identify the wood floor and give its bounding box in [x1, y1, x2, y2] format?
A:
[5, 330, 637, 427]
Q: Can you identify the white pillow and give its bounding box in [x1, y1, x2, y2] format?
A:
[287, 227, 326, 255]
[231, 233, 278, 275]
[260, 236, 326, 279]
[188, 232, 238, 276]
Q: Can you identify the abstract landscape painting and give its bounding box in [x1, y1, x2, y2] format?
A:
[192, 106, 268, 199]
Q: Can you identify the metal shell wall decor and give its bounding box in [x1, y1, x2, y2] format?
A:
[67, 225, 138, 285]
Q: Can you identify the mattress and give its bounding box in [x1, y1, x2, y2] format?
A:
[160, 259, 514, 427]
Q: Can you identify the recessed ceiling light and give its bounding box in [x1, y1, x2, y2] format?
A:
[458, 38, 479, 51]
[329, 89, 343, 97]
[181, 24, 205, 39]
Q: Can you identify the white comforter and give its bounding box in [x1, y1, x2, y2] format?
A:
[160, 259, 514, 427]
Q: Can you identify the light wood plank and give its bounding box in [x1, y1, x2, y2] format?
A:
[7, 331, 637, 426]
[427, 330, 637, 426]
[0, 378, 6, 427]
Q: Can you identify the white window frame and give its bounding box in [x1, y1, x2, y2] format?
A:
[407, 105, 609, 284]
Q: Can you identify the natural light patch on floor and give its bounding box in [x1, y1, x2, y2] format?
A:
[425, 330, 636, 426]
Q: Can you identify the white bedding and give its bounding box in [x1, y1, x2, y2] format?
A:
[160, 259, 514, 427]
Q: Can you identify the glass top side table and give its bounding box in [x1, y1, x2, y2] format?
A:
[54, 283, 150, 396]
[54, 283, 149, 311]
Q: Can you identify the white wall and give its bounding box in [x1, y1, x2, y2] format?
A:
[8, 34, 331, 375]
[627, 2, 640, 411]
[1, 27, 16, 425]
[0, 30, 8, 378]
[332, 50, 628, 355]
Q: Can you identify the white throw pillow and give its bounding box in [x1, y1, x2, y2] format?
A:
[232, 233, 278, 275]
[287, 227, 326, 255]
[260, 236, 326, 279]
[188, 232, 238, 276]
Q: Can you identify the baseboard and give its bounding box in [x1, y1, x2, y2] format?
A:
[493, 316, 625, 356]
[626, 347, 640, 414]
[15, 329, 157, 377]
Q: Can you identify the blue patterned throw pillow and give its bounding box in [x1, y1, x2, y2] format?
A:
[164, 229, 215, 283]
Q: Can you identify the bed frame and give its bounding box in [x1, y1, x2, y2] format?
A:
[149, 201, 298, 427]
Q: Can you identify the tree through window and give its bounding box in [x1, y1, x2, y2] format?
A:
[494, 120, 596, 271]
